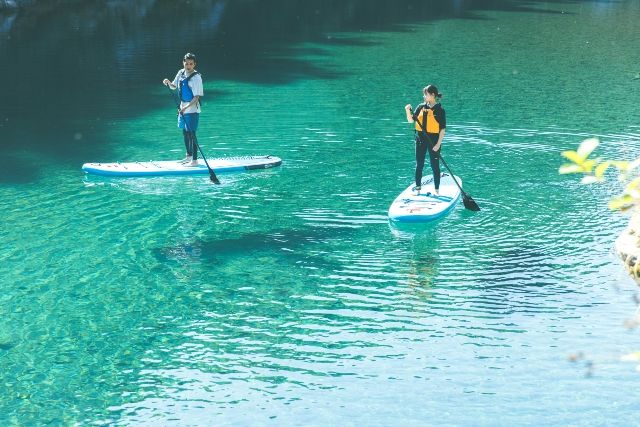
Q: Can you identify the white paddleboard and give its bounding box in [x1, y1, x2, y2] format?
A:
[388, 173, 462, 222]
[82, 155, 281, 177]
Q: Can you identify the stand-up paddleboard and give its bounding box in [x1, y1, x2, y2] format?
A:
[388, 173, 462, 223]
[82, 155, 282, 177]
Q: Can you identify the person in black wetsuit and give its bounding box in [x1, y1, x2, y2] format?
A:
[404, 84, 446, 195]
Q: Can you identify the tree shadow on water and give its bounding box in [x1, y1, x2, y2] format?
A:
[0, 0, 614, 183]
[153, 225, 352, 275]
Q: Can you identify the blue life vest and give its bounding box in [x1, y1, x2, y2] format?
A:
[179, 70, 200, 102]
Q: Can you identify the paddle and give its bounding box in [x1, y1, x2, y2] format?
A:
[165, 84, 220, 184]
[411, 113, 480, 211]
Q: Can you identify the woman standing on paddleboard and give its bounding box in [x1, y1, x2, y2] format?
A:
[162, 52, 204, 167]
[404, 84, 446, 195]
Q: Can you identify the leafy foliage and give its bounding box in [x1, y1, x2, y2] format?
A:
[559, 138, 640, 211]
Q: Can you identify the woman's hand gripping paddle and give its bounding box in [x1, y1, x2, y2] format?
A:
[165, 84, 220, 184]
[413, 116, 480, 211]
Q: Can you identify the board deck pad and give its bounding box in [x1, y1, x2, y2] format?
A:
[388, 173, 462, 222]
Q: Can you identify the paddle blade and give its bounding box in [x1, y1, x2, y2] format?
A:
[463, 194, 480, 211]
[209, 172, 220, 184]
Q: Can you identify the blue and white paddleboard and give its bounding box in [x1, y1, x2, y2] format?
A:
[82, 155, 282, 177]
[388, 173, 462, 223]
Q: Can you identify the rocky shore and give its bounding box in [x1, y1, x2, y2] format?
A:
[616, 212, 640, 285]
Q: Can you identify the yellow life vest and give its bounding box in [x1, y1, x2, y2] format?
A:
[415, 106, 440, 133]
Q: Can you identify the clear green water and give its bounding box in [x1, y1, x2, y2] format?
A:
[1, 1, 640, 425]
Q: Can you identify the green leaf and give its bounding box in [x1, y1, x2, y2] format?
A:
[628, 158, 640, 172]
[576, 137, 599, 159]
[581, 175, 600, 184]
[559, 164, 584, 174]
[625, 178, 640, 199]
[609, 195, 634, 210]
[625, 177, 640, 191]
[612, 160, 630, 172]
[594, 161, 611, 179]
[582, 159, 596, 173]
[561, 150, 583, 164]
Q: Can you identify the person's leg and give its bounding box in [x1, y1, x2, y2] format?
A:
[428, 143, 441, 193]
[182, 130, 192, 161]
[415, 135, 429, 191]
[185, 113, 200, 166]
[178, 113, 192, 161]
[190, 132, 199, 163]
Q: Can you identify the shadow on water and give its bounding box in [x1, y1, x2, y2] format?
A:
[153, 225, 350, 272]
[0, 0, 613, 183]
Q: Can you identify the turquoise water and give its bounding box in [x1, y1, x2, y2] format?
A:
[2, 1, 640, 425]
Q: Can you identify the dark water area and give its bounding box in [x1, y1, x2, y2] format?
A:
[2, 0, 637, 182]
